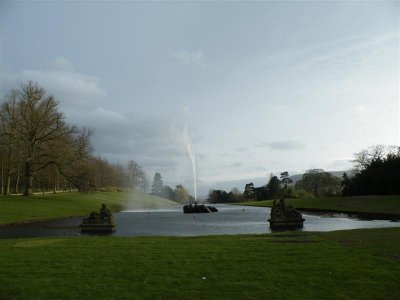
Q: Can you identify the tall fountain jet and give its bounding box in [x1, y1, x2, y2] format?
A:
[182, 126, 218, 214]
[184, 126, 197, 203]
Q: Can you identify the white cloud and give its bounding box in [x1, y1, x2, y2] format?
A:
[171, 50, 204, 65]
[327, 158, 353, 171]
[20, 70, 105, 109]
[2, 57, 106, 109]
[355, 105, 368, 113]
[181, 106, 190, 114]
[51, 56, 74, 71]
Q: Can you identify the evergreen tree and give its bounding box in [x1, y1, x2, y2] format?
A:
[151, 172, 163, 196]
[244, 182, 254, 200]
[342, 146, 400, 195]
[341, 172, 351, 196]
[280, 171, 293, 195]
[267, 175, 281, 199]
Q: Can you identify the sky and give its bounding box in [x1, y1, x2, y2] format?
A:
[0, 1, 399, 196]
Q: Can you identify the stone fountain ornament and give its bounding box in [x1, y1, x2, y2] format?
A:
[80, 203, 117, 233]
[268, 198, 305, 229]
[183, 202, 218, 213]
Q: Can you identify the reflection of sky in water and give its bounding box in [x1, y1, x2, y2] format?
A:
[0, 204, 399, 238]
[122, 208, 181, 213]
[302, 213, 399, 232]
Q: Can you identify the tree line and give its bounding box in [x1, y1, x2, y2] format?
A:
[149, 172, 194, 203]
[207, 187, 242, 203]
[5, 83, 396, 199]
[207, 170, 342, 203]
[342, 145, 400, 195]
[238, 145, 400, 202]
[0, 81, 148, 196]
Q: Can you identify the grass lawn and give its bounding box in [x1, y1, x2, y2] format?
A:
[237, 195, 400, 216]
[0, 191, 178, 225]
[0, 228, 399, 299]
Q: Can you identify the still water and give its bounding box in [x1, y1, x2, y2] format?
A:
[1, 204, 399, 238]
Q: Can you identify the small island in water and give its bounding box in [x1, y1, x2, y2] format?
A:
[268, 199, 305, 229]
[80, 204, 117, 233]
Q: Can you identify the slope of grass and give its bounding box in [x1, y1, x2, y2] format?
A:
[237, 195, 400, 216]
[0, 191, 178, 225]
[0, 228, 399, 299]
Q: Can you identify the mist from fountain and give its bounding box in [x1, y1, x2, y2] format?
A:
[184, 126, 197, 203]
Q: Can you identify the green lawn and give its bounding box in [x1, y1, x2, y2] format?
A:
[0, 228, 399, 299]
[0, 191, 178, 225]
[237, 195, 400, 216]
[0, 193, 399, 298]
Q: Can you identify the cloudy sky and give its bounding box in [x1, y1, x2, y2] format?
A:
[0, 1, 398, 195]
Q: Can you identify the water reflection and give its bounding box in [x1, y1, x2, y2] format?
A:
[0, 204, 399, 238]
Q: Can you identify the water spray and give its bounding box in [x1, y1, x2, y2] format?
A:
[184, 126, 197, 203]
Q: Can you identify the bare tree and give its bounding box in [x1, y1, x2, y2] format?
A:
[0, 90, 20, 195]
[352, 145, 386, 172]
[44, 127, 94, 192]
[12, 81, 80, 196]
[0, 81, 155, 195]
[127, 160, 148, 191]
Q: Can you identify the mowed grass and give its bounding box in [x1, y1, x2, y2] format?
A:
[238, 195, 400, 216]
[0, 191, 178, 225]
[0, 228, 399, 299]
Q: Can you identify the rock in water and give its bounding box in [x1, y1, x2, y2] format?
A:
[268, 199, 304, 229]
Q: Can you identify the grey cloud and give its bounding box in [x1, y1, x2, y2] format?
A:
[86, 111, 188, 171]
[256, 140, 304, 150]
[74, 108, 193, 182]
[247, 166, 266, 172]
[222, 162, 243, 168]
[3, 61, 191, 180]
[196, 153, 206, 160]
[219, 153, 229, 157]
[236, 147, 248, 152]
[86, 113, 190, 182]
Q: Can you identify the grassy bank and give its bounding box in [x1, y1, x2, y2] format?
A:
[0, 228, 399, 299]
[237, 195, 400, 216]
[0, 191, 178, 225]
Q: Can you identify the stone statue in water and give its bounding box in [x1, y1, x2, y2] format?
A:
[80, 203, 117, 233]
[268, 199, 304, 229]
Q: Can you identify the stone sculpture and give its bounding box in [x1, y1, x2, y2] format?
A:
[80, 203, 117, 233]
[183, 203, 218, 213]
[268, 199, 305, 229]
